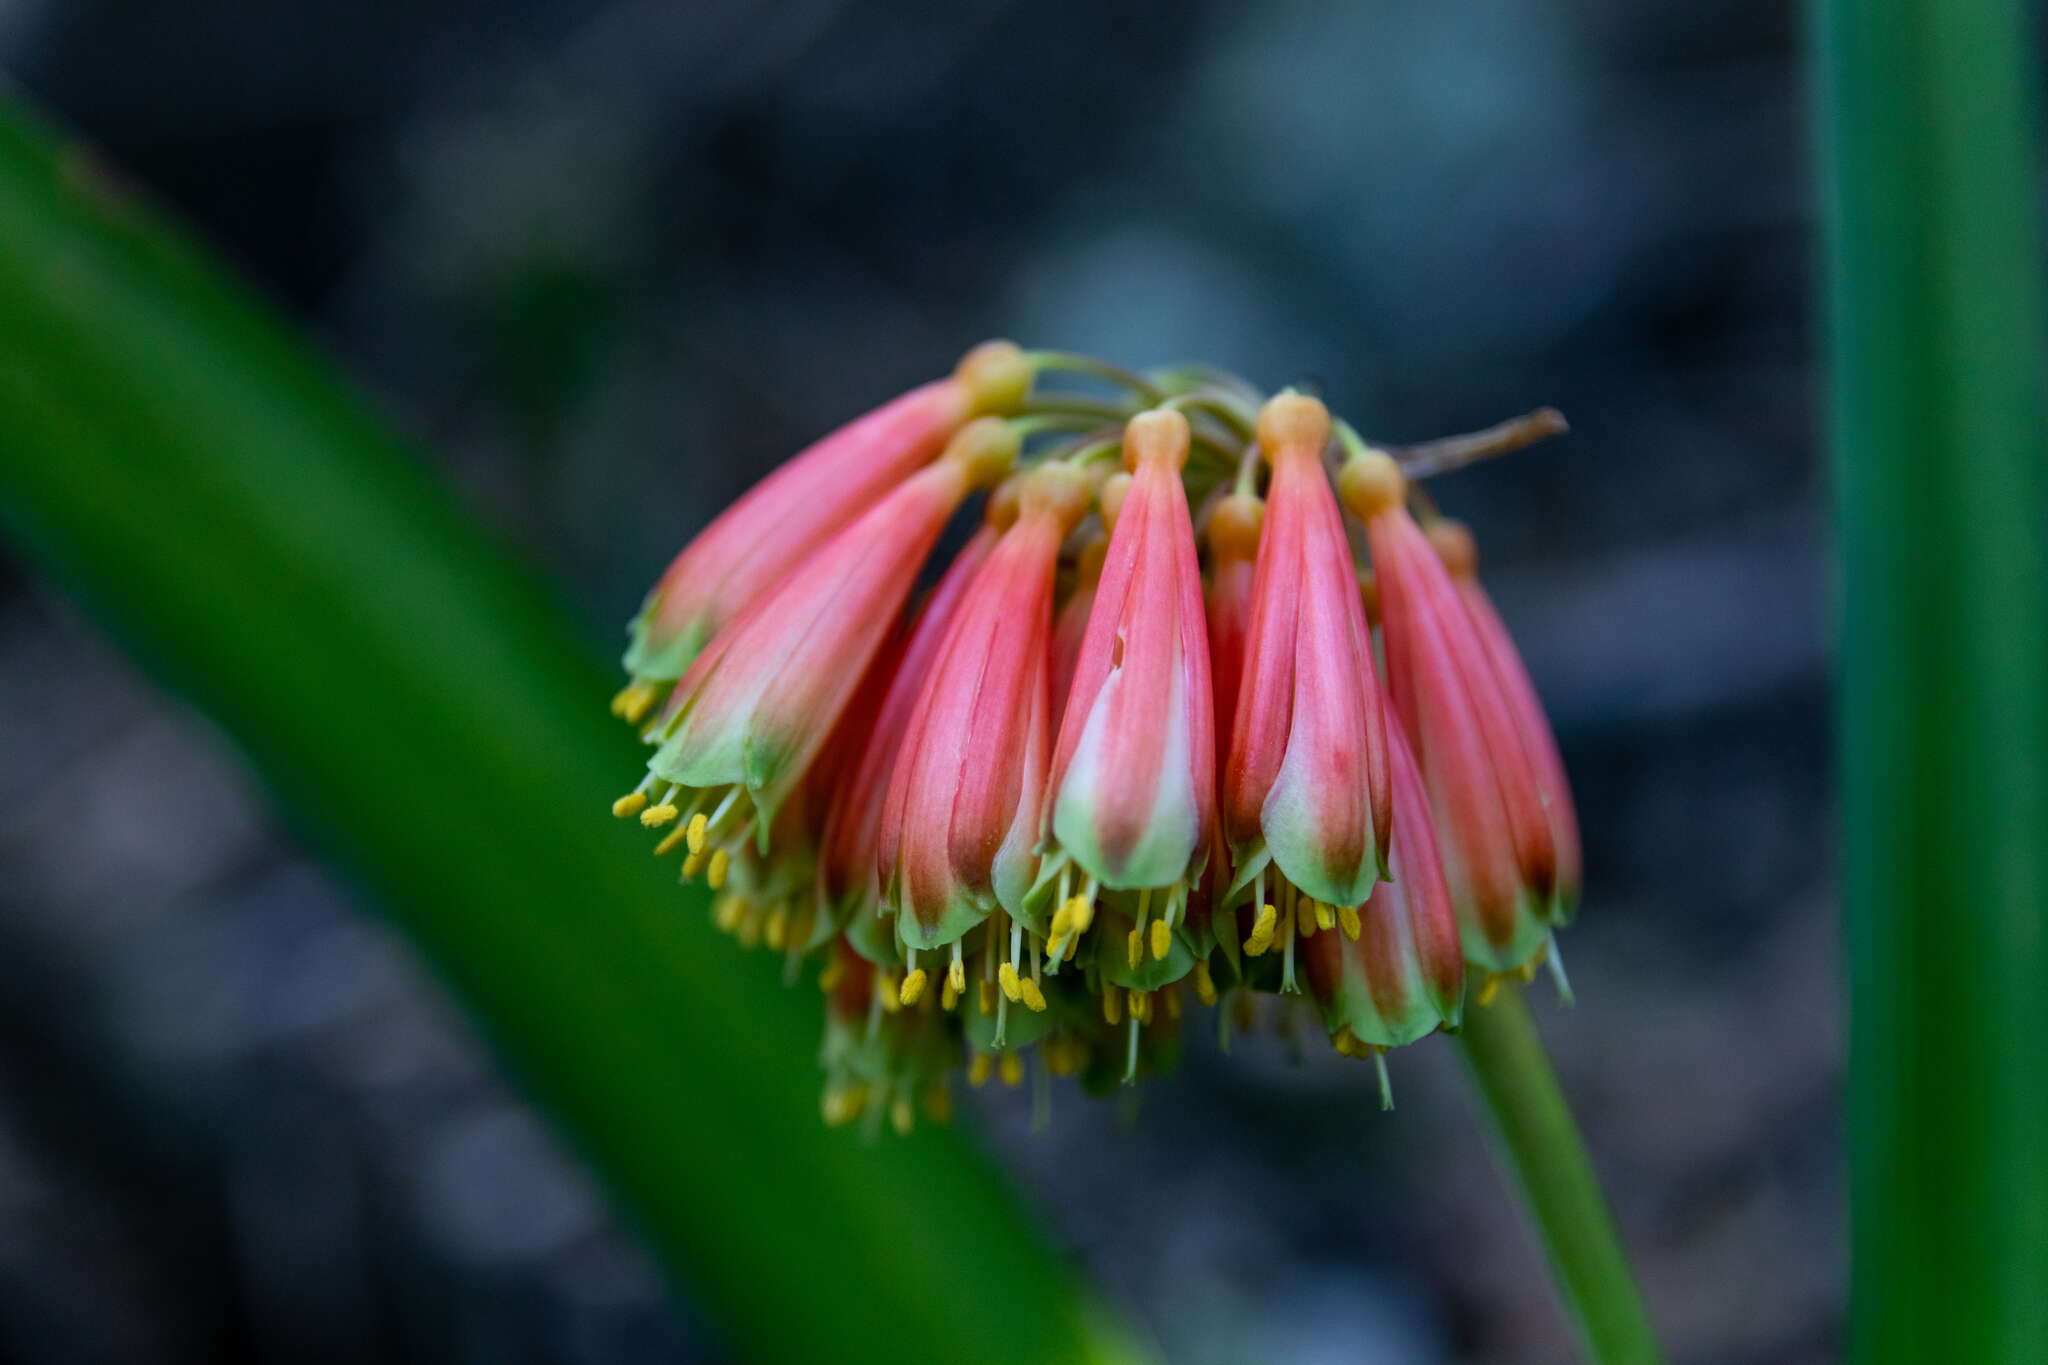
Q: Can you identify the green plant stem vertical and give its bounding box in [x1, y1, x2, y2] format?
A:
[1816, 1, 2048, 1361]
[1458, 988, 1661, 1365]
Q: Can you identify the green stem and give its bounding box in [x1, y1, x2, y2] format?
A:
[1457, 987, 1662, 1365]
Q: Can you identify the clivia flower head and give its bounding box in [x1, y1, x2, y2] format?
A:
[1342, 449, 1568, 980]
[608, 342, 1582, 1129]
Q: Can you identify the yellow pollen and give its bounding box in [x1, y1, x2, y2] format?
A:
[898, 968, 929, 1007]
[1049, 902, 1075, 938]
[685, 813, 709, 855]
[1477, 975, 1503, 1007]
[611, 791, 648, 818]
[1333, 1027, 1360, 1057]
[818, 958, 845, 992]
[891, 1096, 915, 1136]
[706, 848, 730, 890]
[735, 907, 763, 948]
[1065, 895, 1094, 934]
[653, 825, 689, 856]
[1000, 1052, 1023, 1088]
[1047, 932, 1070, 962]
[681, 849, 707, 880]
[1316, 900, 1337, 932]
[1244, 904, 1278, 957]
[1102, 984, 1123, 1024]
[947, 956, 967, 996]
[611, 680, 660, 724]
[1517, 958, 1540, 983]
[877, 974, 902, 1013]
[713, 895, 744, 933]
[821, 1086, 866, 1126]
[979, 979, 997, 1015]
[1193, 960, 1218, 1006]
[1150, 918, 1172, 961]
[1339, 904, 1363, 941]
[1129, 989, 1151, 1024]
[1295, 897, 1318, 938]
[968, 1053, 992, 1088]
[1126, 928, 1143, 970]
[1019, 978, 1047, 1013]
[640, 803, 679, 829]
[998, 962, 1024, 1002]
[941, 979, 961, 1011]
[764, 907, 788, 951]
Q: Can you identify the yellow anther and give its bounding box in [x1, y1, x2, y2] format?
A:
[1295, 896, 1318, 937]
[682, 849, 708, 880]
[1339, 903, 1362, 941]
[1126, 928, 1143, 970]
[979, 979, 997, 1015]
[1193, 960, 1218, 1006]
[1164, 984, 1182, 1019]
[1333, 1028, 1359, 1057]
[1102, 984, 1123, 1025]
[1046, 932, 1069, 963]
[1150, 918, 1172, 961]
[1517, 958, 1539, 983]
[1066, 896, 1095, 933]
[1049, 901, 1075, 939]
[1477, 975, 1503, 1007]
[685, 813, 709, 855]
[1019, 978, 1047, 1013]
[706, 848, 730, 890]
[1316, 900, 1337, 932]
[891, 1096, 915, 1136]
[998, 962, 1024, 1002]
[640, 803, 679, 829]
[713, 894, 744, 933]
[654, 825, 689, 856]
[764, 906, 788, 951]
[611, 791, 648, 818]
[877, 974, 902, 1013]
[821, 1087, 865, 1126]
[611, 680, 660, 724]
[941, 979, 961, 1011]
[1244, 904, 1278, 957]
[818, 958, 846, 993]
[898, 968, 929, 1007]
[734, 907, 762, 948]
[947, 956, 967, 996]
[968, 1053, 992, 1088]
[1000, 1052, 1023, 1088]
[1129, 989, 1151, 1024]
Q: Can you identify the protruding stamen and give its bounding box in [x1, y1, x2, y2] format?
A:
[1125, 928, 1143, 969]
[611, 790, 649, 818]
[817, 957, 845, 993]
[684, 812, 710, 854]
[610, 680, 661, 724]
[876, 973, 902, 1013]
[682, 848, 707, 880]
[1102, 983, 1122, 1025]
[1546, 936, 1576, 1005]
[1244, 903, 1278, 956]
[1294, 894, 1317, 939]
[1149, 917, 1171, 961]
[641, 802, 679, 828]
[1315, 900, 1336, 932]
[1338, 903, 1362, 941]
[899, 968, 929, 1007]
[998, 962, 1024, 1002]
[1019, 978, 1047, 1013]
[891, 1093, 915, 1137]
[1477, 975, 1504, 1007]
[1124, 1014, 1140, 1084]
[706, 848, 730, 890]
[1193, 959, 1218, 1006]
[1000, 1052, 1024, 1088]
[653, 825, 689, 856]
[948, 946, 966, 996]
[1374, 1049, 1395, 1111]
[764, 906, 788, 951]
[968, 1053, 992, 1088]
[978, 979, 997, 1015]
[1163, 984, 1182, 1020]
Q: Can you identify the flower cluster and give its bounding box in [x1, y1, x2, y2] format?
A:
[610, 342, 1579, 1132]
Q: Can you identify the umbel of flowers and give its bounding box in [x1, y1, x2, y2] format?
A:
[610, 342, 1579, 1132]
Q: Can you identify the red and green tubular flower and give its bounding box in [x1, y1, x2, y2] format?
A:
[816, 526, 997, 953]
[1041, 411, 1216, 989]
[613, 340, 1031, 720]
[877, 463, 1091, 966]
[1302, 693, 1465, 1056]
[618, 419, 1018, 857]
[1431, 519, 1583, 922]
[1344, 451, 1562, 976]
[1221, 394, 1391, 989]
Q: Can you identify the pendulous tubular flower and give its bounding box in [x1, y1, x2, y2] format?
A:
[608, 342, 1582, 1130]
[1343, 451, 1568, 981]
[613, 340, 1032, 721]
[1040, 410, 1216, 993]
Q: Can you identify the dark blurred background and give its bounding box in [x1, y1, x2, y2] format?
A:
[0, 3, 1827, 1362]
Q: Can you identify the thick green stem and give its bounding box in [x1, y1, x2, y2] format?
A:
[1458, 987, 1662, 1365]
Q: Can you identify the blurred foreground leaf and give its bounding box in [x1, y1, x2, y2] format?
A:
[1816, 2, 2048, 1360]
[0, 96, 1143, 1365]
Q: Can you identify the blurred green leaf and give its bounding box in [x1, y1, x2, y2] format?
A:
[0, 95, 1145, 1365]
[1816, 2, 2048, 1360]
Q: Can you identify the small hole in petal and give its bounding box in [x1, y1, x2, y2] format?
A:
[1110, 632, 1125, 668]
